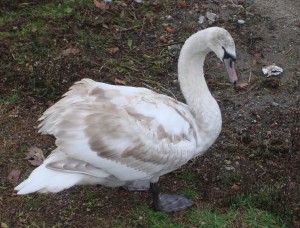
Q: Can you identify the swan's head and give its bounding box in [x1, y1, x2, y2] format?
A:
[208, 27, 238, 84]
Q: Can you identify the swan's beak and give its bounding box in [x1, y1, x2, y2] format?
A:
[224, 58, 238, 84]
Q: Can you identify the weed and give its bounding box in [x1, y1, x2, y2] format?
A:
[178, 170, 198, 183]
[189, 208, 235, 227]
[181, 188, 202, 201]
[131, 207, 181, 227]
[0, 94, 20, 104]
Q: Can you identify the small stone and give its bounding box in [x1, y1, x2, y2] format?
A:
[172, 79, 178, 85]
[238, 19, 245, 24]
[206, 12, 217, 24]
[271, 101, 279, 107]
[198, 15, 205, 24]
[231, 184, 240, 191]
[225, 159, 232, 165]
[225, 165, 235, 171]
[166, 15, 172, 20]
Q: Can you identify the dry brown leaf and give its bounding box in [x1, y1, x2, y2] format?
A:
[237, 82, 250, 88]
[25, 146, 45, 166]
[145, 11, 155, 23]
[62, 47, 80, 56]
[7, 169, 21, 184]
[114, 78, 127, 85]
[176, 1, 186, 8]
[106, 47, 119, 54]
[254, 52, 262, 59]
[94, 0, 110, 10]
[160, 35, 168, 44]
[165, 27, 175, 34]
[231, 184, 240, 191]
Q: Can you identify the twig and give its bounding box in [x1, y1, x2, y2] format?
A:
[248, 71, 252, 83]
[139, 17, 146, 36]
[284, 47, 293, 55]
[121, 65, 139, 72]
[98, 61, 108, 74]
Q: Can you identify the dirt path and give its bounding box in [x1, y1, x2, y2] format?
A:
[252, 0, 300, 72]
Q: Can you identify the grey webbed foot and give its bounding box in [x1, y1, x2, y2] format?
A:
[150, 183, 193, 212]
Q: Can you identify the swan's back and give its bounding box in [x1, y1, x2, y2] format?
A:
[38, 79, 200, 183]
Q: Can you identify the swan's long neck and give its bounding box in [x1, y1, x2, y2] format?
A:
[178, 31, 222, 147]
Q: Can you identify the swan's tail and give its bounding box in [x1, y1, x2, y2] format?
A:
[15, 150, 109, 194]
[15, 164, 83, 194]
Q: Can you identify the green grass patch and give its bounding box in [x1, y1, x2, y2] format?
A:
[129, 207, 181, 228]
[0, 93, 20, 104]
[188, 207, 284, 227]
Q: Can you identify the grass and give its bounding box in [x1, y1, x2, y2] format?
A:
[116, 205, 284, 227]
[0, 93, 19, 104]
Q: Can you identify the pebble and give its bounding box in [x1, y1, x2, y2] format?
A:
[238, 19, 246, 24]
[271, 101, 279, 107]
[225, 165, 235, 171]
[225, 159, 232, 165]
[198, 15, 205, 24]
[172, 79, 178, 85]
[206, 12, 217, 24]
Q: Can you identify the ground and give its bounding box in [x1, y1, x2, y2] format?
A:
[0, 0, 299, 227]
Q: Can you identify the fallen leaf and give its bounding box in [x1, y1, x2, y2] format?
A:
[120, 9, 125, 18]
[114, 78, 127, 85]
[237, 82, 250, 88]
[145, 11, 155, 23]
[237, 0, 245, 5]
[202, 3, 209, 9]
[25, 146, 45, 166]
[252, 111, 261, 120]
[94, 0, 110, 10]
[254, 52, 263, 59]
[106, 47, 119, 54]
[231, 184, 240, 191]
[165, 27, 175, 34]
[193, 3, 199, 9]
[62, 47, 80, 56]
[176, 1, 186, 8]
[160, 35, 168, 44]
[1, 222, 9, 228]
[7, 169, 21, 184]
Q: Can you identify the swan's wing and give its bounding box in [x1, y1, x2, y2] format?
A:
[39, 79, 199, 181]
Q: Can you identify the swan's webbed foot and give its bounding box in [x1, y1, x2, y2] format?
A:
[150, 183, 193, 212]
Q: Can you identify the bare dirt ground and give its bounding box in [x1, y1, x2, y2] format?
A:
[0, 0, 299, 227]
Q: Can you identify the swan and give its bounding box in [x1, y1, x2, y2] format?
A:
[15, 27, 237, 212]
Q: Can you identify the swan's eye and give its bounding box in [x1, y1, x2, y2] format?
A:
[222, 46, 236, 62]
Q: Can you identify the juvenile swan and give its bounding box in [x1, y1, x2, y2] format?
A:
[15, 27, 237, 212]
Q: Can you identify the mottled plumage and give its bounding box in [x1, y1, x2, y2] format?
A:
[15, 27, 237, 212]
